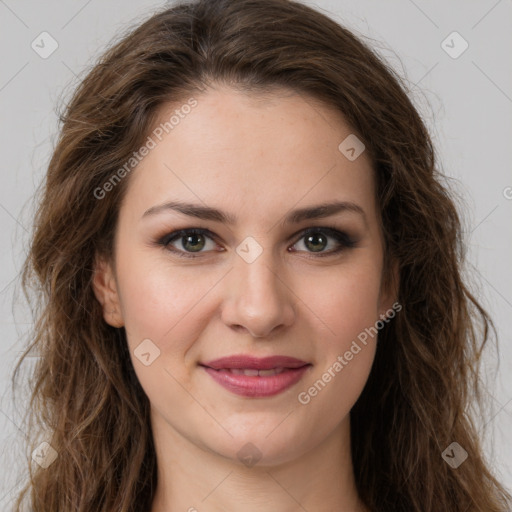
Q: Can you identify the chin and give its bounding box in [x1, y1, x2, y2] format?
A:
[204, 424, 313, 469]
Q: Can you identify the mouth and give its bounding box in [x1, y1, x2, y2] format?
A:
[199, 355, 312, 398]
[216, 367, 288, 376]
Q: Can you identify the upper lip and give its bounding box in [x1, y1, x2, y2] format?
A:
[201, 355, 310, 370]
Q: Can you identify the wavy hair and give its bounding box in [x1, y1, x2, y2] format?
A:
[11, 0, 511, 510]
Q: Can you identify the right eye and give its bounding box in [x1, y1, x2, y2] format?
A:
[157, 228, 222, 258]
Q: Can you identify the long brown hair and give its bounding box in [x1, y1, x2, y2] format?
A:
[11, 0, 511, 510]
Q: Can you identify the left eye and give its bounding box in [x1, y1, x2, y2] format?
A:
[157, 227, 356, 259]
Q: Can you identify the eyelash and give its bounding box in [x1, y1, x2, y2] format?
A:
[156, 226, 357, 259]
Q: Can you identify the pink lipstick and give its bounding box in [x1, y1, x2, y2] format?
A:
[200, 355, 312, 398]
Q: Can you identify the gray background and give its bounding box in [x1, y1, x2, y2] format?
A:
[1, 0, 511, 507]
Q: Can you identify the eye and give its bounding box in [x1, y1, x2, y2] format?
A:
[156, 226, 357, 259]
[158, 228, 220, 258]
[289, 227, 357, 258]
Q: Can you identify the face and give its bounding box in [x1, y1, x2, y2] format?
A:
[93, 85, 397, 466]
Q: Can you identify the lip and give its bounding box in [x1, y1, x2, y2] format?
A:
[202, 355, 309, 370]
[200, 355, 312, 398]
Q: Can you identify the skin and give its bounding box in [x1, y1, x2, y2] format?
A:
[93, 84, 397, 512]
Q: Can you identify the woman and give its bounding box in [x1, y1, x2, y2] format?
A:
[12, 0, 511, 510]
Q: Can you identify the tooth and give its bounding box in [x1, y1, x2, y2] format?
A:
[227, 368, 287, 376]
[259, 367, 284, 376]
[242, 369, 259, 376]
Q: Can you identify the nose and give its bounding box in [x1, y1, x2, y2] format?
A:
[220, 248, 296, 339]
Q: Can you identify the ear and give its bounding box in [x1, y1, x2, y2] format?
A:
[378, 256, 400, 318]
[92, 254, 124, 328]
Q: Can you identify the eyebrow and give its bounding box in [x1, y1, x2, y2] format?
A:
[141, 200, 367, 226]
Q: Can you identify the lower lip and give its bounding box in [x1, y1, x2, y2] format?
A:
[202, 365, 311, 398]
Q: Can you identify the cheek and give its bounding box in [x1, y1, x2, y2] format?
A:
[294, 261, 381, 404]
[116, 246, 382, 356]
[115, 251, 218, 353]
[297, 260, 382, 345]
[114, 253, 218, 408]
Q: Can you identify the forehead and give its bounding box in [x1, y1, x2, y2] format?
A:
[121, 85, 377, 226]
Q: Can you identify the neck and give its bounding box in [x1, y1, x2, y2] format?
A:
[149, 410, 367, 512]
